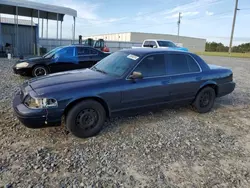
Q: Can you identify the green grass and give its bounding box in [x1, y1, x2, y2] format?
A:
[195, 52, 250, 58]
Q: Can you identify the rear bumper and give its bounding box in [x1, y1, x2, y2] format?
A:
[217, 81, 236, 97]
[13, 92, 61, 128]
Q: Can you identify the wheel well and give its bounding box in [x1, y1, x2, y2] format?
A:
[32, 64, 49, 71]
[64, 97, 110, 118]
[198, 84, 218, 96]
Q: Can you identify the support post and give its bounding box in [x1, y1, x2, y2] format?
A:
[60, 21, 62, 45]
[31, 14, 33, 55]
[177, 12, 181, 43]
[56, 13, 59, 39]
[37, 10, 40, 56]
[14, 6, 19, 57]
[46, 18, 48, 39]
[41, 19, 44, 38]
[229, 0, 239, 54]
[73, 16, 76, 44]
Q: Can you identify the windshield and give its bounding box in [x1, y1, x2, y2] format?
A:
[91, 51, 140, 77]
[158, 41, 177, 47]
[43, 47, 63, 58]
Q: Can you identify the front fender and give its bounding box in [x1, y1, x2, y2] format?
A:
[65, 95, 111, 117]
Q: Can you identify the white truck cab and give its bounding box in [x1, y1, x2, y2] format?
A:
[142, 39, 181, 48]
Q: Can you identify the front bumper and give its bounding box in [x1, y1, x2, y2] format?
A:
[217, 81, 236, 97]
[12, 66, 32, 76]
[12, 91, 61, 128]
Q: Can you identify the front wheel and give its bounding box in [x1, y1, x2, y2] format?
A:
[66, 100, 106, 138]
[192, 87, 216, 113]
[32, 65, 48, 77]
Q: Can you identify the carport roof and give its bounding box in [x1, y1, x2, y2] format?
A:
[0, 0, 77, 21]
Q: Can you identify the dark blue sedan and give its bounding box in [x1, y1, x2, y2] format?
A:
[13, 48, 235, 138]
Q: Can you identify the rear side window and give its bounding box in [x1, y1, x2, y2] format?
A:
[77, 47, 90, 56]
[167, 54, 200, 75]
[134, 54, 166, 77]
[186, 55, 200, 72]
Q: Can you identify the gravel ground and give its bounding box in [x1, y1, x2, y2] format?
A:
[0, 56, 250, 187]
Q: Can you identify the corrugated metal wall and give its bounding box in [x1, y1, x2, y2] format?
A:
[1, 24, 37, 55]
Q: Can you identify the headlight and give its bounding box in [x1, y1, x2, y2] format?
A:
[16, 62, 29, 68]
[24, 95, 58, 109]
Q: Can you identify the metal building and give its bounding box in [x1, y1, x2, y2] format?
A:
[0, 17, 37, 56]
[85, 32, 207, 52]
[0, 0, 77, 56]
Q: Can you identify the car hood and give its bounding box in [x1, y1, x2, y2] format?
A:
[18, 56, 49, 63]
[28, 68, 111, 92]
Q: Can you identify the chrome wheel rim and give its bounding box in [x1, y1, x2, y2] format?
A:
[34, 67, 46, 77]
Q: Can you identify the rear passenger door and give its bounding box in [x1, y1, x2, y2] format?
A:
[166, 53, 202, 101]
[77, 47, 93, 69]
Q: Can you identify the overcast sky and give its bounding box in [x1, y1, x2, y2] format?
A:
[1, 0, 250, 45]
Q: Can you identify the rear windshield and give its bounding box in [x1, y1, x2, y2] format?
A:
[158, 41, 176, 47]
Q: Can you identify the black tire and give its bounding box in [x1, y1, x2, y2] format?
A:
[66, 100, 106, 138]
[192, 87, 216, 113]
[32, 65, 48, 77]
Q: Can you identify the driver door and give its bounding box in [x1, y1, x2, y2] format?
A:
[121, 54, 171, 109]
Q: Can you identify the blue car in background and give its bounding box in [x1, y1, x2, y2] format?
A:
[13, 45, 109, 77]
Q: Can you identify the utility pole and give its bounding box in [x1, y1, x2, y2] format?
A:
[177, 12, 182, 43]
[229, 0, 239, 54]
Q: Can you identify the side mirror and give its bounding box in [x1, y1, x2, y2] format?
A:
[153, 45, 157, 48]
[129, 71, 143, 80]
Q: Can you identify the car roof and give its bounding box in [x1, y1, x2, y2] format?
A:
[120, 48, 191, 56]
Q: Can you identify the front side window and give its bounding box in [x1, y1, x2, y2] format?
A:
[43, 47, 63, 58]
[54, 47, 74, 59]
[92, 52, 140, 77]
[167, 54, 200, 75]
[134, 54, 166, 78]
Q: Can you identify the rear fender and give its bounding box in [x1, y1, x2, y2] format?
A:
[199, 80, 217, 89]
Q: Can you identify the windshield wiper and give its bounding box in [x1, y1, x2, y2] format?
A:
[92, 66, 107, 74]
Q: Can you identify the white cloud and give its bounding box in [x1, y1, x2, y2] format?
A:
[165, 11, 199, 19]
[206, 11, 214, 16]
[163, 0, 221, 15]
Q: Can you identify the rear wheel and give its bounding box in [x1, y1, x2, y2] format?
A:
[32, 65, 48, 77]
[66, 100, 106, 138]
[192, 87, 216, 113]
